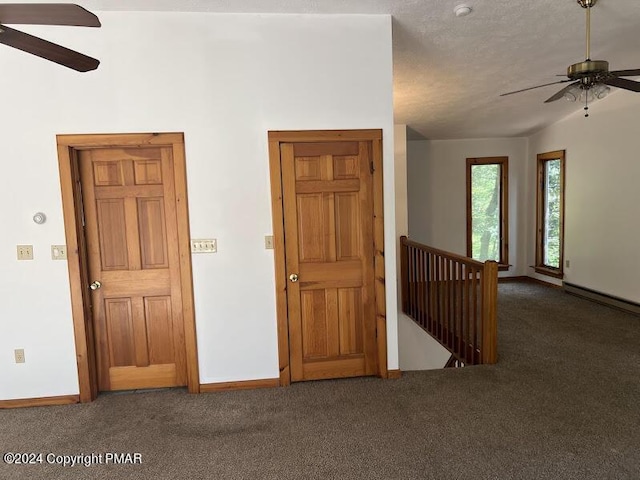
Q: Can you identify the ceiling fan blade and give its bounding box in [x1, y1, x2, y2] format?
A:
[0, 4, 100, 27]
[0, 24, 99, 72]
[500, 79, 573, 97]
[604, 77, 640, 92]
[544, 82, 581, 103]
[609, 69, 640, 77]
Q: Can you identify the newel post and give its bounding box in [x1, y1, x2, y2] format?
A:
[481, 260, 498, 364]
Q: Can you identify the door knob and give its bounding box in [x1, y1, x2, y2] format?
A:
[89, 281, 102, 291]
[289, 273, 299, 283]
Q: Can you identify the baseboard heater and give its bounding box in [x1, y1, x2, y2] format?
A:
[563, 282, 640, 316]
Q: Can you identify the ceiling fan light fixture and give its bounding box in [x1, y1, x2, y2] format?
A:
[594, 84, 611, 99]
[579, 87, 595, 103]
[564, 88, 579, 102]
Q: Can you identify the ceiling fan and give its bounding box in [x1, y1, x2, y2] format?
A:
[0, 3, 100, 72]
[500, 0, 640, 116]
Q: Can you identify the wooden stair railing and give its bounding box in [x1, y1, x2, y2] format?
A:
[400, 236, 498, 365]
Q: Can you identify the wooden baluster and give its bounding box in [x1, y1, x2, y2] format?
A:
[407, 245, 413, 316]
[480, 270, 485, 363]
[431, 253, 436, 337]
[438, 255, 444, 343]
[433, 254, 439, 340]
[411, 246, 417, 320]
[463, 264, 469, 364]
[445, 258, 452, 349]
[417, 248, 423, 328]
[450, 259, 455, 351]
[450, 259, 456, 357]
[416, 247, 421, 323]
[407, 245, 413, 317]
[451, 259, 456, 355]
[413, 248, 420, 319]
[422, 249, 428, 330]
[441, 256, 447, 346]
[421, 249, 428, 330]
[424, 250, 430, 332]
[456, 261, 462, 361]
[467, 266, 472, 364]
[441, 256, 447, 345]
[401, 237, 408, 313]
[472, 267, 478, 364]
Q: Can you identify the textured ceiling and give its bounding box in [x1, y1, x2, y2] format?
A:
[24, 1, 640, 138]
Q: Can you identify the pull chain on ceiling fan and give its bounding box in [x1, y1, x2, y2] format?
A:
[500, 0, 640, 117]
[0, 3, 101, 72]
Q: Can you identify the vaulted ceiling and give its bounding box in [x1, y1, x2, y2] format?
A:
[30, 1, 640, 138]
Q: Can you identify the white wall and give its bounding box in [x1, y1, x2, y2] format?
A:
[396, 126, 450, 370]
[527, 92, 640, 303]
[407, 137, 528, 276]
[398, 315, 451, 370]
[394, 125, 408, 300]
[407, 140, 431, 245]
[0, 12, 396, 400]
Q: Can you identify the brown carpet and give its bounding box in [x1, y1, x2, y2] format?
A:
[1, 281, 639, 479]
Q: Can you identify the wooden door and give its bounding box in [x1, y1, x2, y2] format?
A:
[79, 147, 187, 391]
[281, 140, 378, 381]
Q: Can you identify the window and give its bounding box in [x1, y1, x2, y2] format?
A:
[535, 150, 565, 278]
[466, 157, 508, 268]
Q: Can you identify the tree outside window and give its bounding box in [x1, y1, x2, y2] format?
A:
[536, 151, 565, 278]
[466, 157, 508, 268]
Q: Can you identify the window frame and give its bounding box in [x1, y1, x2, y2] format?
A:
[535, 150, 566, 279]
[466, 156, 509, 270]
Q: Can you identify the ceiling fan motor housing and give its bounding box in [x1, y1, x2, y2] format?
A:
[568, 60, 609, 80]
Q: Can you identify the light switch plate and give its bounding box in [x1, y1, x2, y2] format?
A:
[265, 235, 274, 249]
[17, 245, 33, 260]
[51, 245, 68, 260]
[191, 239, 217, 253]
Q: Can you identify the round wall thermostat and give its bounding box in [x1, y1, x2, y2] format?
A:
[33, 212, 47, 224]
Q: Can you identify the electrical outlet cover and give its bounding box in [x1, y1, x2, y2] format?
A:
[14, 349, 25, 363]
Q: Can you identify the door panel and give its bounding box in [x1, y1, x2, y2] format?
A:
[79, 147, 187, 391]
[137, 197, 169, 269]
[104, 298, 135, 367]
[96, 199, 128, 269]
[144, 296, 174, 364]
[338, 287, 363, 355]
[335, 192, 360, 259]
[282, 141, 377, 382]
[301, 290, 330, 358]
[134, 159, 163, 185]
